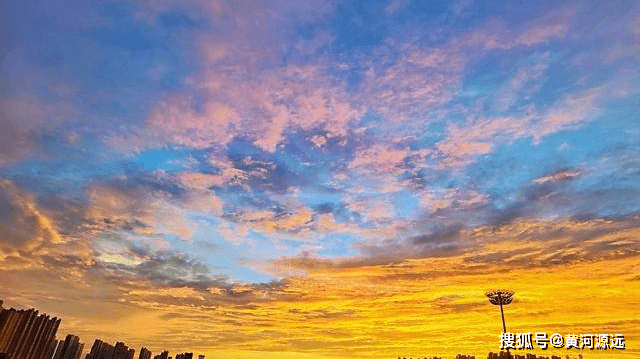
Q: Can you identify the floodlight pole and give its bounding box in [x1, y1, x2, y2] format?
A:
[485, 289, 515, 359]
[499, 293, 507, 334]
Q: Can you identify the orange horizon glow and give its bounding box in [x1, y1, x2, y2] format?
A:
[3, 218, 639, 358]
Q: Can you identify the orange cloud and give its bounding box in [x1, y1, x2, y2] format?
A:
[0, 179, 65, 269]
[3, 215, 640, 358]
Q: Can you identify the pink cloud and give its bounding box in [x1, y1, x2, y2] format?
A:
[536, 87, 602, 141]
[418, 188, 489, 213]
[147, 95, 239, 149]
[349, 145, 412, 175]
[514, 6, 573, 46]
[312, 212, 356, 233]
[384, 0, 409, 14]
[533, 169, 583, 184]
[435, 86, 604, 168]
[356, 47, 465, 125]
[515, 23, 568, 46]
[455, 6, 573, 50]
[145, 62, 364, 155]
[114, 2, 584, 179]
[346, 198, 395, 223]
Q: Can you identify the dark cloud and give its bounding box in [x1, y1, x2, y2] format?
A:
[411, 223, 464, 246]
[273, 215, 640, 274]
[462, 164, 640, 227]
[225, 137, 309, 194]
[105, 170, 187, 200]
[102, 250, 228, 291]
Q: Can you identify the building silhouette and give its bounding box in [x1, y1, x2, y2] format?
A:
[4, 298, 590, 359]
[84, 339, 137, 359]
[394, 354, 584, 359]
[85, 339, 114, 359]
[52, 334, 84, 359]
[45, 339, 61, 359]
[0, 300, 61, 359]
[112, 342, 135, 359]
[138, 347, 152, 359]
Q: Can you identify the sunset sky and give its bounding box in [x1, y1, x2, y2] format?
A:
[1, 0, 640, 358]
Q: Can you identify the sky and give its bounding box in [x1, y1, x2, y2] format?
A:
[1, 0, 640, 357]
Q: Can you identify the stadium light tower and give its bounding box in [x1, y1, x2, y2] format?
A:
[485, 289, 514, 334]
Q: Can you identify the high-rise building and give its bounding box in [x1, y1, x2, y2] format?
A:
[113, 342, 127, 359]
[197, 355, 204, 359]
[52, 341, 64, 359]
[152, 350, 168, 359]
[53, 334, 84, 359]
[108, 342, 135, 359]
[44, 339, 60, 359]
[76, 343, 85, 359]
[85, 339, 139, 359]
[138, 347, 152, 359]
[85, 339, 114, 359]
[0, 302, 61, 359]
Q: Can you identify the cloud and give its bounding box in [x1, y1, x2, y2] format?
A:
[7, 244, 638, 358]
[355, 46, 465, 123]
[144, 63, 363, 155]
[513, 6, 573, 46]
[239, 208, 314, 234]
[107, 1, 594, 193]
[112, 249, 228, 290]
[456, 6, 573, 50]
[266, 215, 640, 278]
[0, 179, 64, 267]
[418, 188, 489, 214]
[435, 86, 604, 168]
[493, 58, 549, 111]
[85, 181, 199, 241]
[533, 168, 583, 184]
[111, 1, 572, 173]
[346, 198, 395, 224]
[348, 145, 412, 175]
[132, 1, 581, 177]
